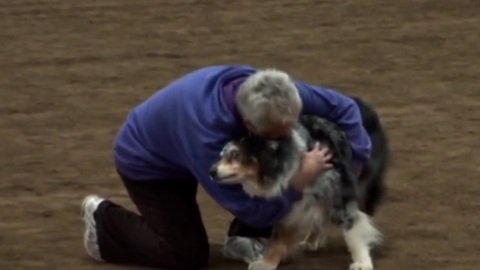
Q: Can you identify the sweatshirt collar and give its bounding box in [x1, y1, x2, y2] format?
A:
[223, 76, 247, 123]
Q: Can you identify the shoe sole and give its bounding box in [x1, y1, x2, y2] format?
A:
[81, 194, 104, 262]
[81, 195, 101, 219]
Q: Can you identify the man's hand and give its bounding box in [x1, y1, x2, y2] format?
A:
[291, 142, 333, 192]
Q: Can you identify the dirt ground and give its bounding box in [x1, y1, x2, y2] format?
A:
[1, 0, 479, 269]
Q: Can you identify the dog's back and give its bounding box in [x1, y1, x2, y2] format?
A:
[298, 116, 359, 228]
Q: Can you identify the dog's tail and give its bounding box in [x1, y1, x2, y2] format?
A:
[352, 96, 392, 216]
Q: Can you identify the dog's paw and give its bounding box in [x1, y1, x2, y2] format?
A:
[299, 236, 327, 251]
[300, 240, 320, 251]
[248, 260, 278, 270]
[349, 262, 373, 270]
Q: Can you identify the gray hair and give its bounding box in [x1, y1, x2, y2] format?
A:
[236, 68, 302, 131]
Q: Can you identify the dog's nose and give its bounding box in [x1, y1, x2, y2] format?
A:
[209, 166, 218, 179]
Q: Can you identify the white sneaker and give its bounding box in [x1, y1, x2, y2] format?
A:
[223, 236, 267, 264]
[81, 195, 105, 262]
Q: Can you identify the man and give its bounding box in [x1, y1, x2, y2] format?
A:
[81, 65, 371, 269]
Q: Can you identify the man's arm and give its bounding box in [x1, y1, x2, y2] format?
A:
[295, 81, 372, 172]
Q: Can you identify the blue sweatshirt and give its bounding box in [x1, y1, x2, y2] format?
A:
[114, 65, 372, 228]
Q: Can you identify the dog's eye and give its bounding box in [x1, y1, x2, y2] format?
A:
[229, 149, 241, 159]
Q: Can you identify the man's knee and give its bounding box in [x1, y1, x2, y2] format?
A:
[176, 241, 210, 269]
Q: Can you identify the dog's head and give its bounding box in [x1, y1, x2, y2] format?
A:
[209, 135, 301, 197]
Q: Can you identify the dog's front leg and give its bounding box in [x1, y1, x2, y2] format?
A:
[300, 226, 327, 251]
[342, 211, 382, 270]
[248, 227, 297, 270]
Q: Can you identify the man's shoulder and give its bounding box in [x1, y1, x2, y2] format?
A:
[187, 64, 257, 80]
[196, 64, 257, 72]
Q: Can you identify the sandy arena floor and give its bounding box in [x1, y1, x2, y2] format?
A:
[1, 0, 479, 269]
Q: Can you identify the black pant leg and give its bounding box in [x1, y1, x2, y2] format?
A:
[94, 175, 209, 270]
[227, 218, 273, 239]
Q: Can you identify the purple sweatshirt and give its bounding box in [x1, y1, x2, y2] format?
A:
[114, 65, 372, 228]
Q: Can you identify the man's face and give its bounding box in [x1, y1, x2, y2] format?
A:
[244, 119, 294, 140]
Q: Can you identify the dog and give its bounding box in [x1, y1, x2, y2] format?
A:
[209, 96, 391, 270]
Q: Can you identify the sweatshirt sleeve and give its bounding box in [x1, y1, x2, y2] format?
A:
[295, 81, 372, 171]
[180, 136, 303, 228]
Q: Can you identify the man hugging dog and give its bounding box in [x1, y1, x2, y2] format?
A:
[80, 65, 374, 269]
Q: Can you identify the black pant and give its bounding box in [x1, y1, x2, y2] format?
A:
[94, 172, 272, 270]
